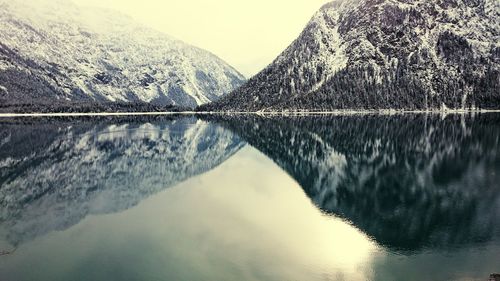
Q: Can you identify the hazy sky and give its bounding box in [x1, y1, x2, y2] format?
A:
[72, 0, 328, 77]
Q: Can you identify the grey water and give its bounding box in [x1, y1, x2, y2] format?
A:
[0, 114, 499, 281]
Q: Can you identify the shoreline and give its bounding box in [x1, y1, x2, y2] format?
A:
[0, 112, 197, 118]
[1, 109, 500, 118]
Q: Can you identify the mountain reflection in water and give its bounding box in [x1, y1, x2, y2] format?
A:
[208, 113, 500, 252]
[0, 114, 499, 281]
[0, 116, 243, 246]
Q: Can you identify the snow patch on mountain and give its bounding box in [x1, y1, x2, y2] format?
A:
[276, 3, 349, 93]
[0, 0, 245, 109]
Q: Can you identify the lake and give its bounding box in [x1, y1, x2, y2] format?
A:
[0, 114, 499, 281]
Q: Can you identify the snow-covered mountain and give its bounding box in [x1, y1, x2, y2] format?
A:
[0, 0, 245, 111]
[203, 0, 499, 112]
[210, 114, 500, 251]
[0, 117, 243, 245]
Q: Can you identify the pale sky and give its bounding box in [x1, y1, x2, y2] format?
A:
[72, 0, 329, 77]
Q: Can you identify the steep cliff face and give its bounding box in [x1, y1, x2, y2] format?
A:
[203, 0, 499, 111]
[0, 0, 245, 111]
[0, 117, 243, 245]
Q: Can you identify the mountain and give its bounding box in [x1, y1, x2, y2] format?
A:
[201, 0, 500, 112]
[207, 114, 500, 251]
[0, 117, 243, 245]
[0, 0, 245, 112]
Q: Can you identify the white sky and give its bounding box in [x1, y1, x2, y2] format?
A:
[72, 0, 329, 77]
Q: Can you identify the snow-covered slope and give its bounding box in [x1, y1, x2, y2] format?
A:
[0, 117, 243, 245]
[203, 0, 499, 111]
[210, 114, 500, 251]
[0, 0, 245, 111]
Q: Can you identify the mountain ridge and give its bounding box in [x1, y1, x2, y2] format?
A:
[201, 0, 499, 112]
[0, 0, 245, 112]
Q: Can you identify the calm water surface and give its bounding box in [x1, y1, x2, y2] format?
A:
[0, 114, 499, 281]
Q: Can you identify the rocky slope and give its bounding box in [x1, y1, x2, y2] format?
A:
[0, 0, 245, 112]
[202, 0, 500, 112]
[208, 114, 500, 251]
[0, 117, 243, 245]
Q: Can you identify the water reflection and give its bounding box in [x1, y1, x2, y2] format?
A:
[0, 116, 243, 246]
[0, 114, 499, 281]
[0, 147, 379, 281]
[209, 113, 500, 252]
